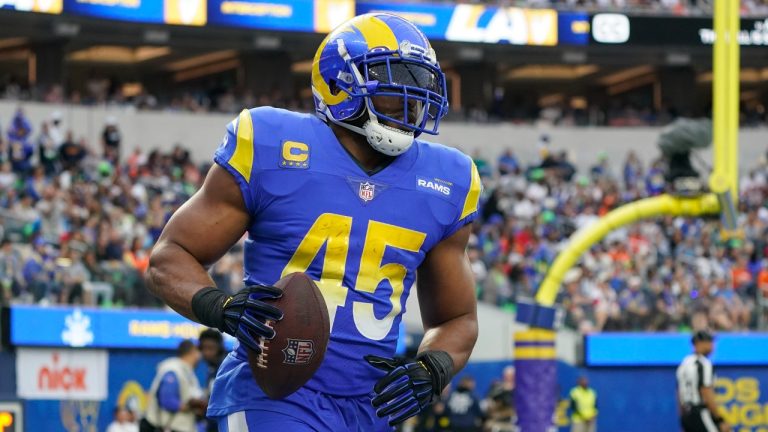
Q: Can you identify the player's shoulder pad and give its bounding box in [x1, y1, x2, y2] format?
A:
[414, 139, 482, 220]
[223, 106, 318, 178]
[247, 106, 315, 132]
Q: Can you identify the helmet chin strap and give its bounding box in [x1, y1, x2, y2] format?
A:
[325, 101, 415, 157]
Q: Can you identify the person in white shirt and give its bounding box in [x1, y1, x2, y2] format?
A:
[48, 111, 64, 147]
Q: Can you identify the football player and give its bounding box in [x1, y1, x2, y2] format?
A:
[147, 13, 480, 431]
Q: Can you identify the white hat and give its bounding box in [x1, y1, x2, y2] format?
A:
[105, 116, 117, 126]
[51, 111, 62, 121]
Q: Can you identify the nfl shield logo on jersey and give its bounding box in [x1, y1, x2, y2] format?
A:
[283, 339, 315, 365]
[359, 182, 375, 202]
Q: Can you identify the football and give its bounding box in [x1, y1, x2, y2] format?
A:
[248, 272, 330, 399]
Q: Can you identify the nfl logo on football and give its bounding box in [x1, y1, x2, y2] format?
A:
[359, 182, 375, 202]
[283, 339, 315, 365]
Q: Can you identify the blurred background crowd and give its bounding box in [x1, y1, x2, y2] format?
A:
[1, 106, 766, 335]
[2, 74, 768, 128]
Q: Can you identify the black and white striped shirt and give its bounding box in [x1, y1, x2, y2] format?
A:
[676, 354, 714, 406]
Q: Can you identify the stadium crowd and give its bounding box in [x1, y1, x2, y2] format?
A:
[470, 142, 768, 333]
[3, 74, 768, 128]
[0, 107, 766, 335]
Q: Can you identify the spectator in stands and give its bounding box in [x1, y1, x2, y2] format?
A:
[2, 106, 767, 336]
[620, 276, 651, 330]
[142, 340, 206, 432]
[124, 237, 150, 276]
[481, 258, 513, 306]
[59, 131, 86, 171]
[23, 238, 55, 302]
[48, 111, 64, 147]
[102, 116, 121, 164]
[59, 245, 92, 304]
[473, 150, 492, 178]
[0, 161, 14, 189]
[590, 152, 613, 181]
[0, 238, 22, 304]
[6, 108, 33, 174]
[497, 149, 519, 176]
[623, 150, 644, 190]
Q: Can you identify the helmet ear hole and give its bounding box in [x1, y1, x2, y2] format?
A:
[329, 80, 341, 96]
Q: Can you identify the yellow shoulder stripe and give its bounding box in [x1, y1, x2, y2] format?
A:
[460, 160, 481, 220]
[229, 109, 254, 182]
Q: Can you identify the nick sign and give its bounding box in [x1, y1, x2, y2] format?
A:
[15, 348, 108, 401]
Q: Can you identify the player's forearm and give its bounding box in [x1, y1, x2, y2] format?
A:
[146, 239, 216, 321]
[418, 312, 478, 370]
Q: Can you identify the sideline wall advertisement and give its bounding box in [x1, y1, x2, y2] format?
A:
[5, 343, 768, 430]
[21, 350, 207, 432]
[16, 348, 108, 401]
[13, 354, 768, 432]
[556, 365, 768, 432]
[586, 333, 768, 366]
[10, 305, 216, 350]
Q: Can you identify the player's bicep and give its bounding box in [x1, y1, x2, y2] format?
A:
[416, 224, 477, 328]
[158, 164, 250, 268]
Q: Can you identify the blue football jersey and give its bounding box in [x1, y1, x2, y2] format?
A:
[207, 107, 480, 415]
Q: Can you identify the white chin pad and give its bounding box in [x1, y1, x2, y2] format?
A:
[363, 120, 415, 156]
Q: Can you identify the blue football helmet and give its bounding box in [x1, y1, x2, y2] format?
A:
[312, 13, 449, 156]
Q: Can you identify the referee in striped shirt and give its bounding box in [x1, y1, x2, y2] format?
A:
[675, 330, 730, 432]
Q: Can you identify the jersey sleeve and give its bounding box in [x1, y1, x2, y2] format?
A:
[213, 109, 260, 215]
[444, 156, 482, 238]
[156, 371, 182, 412]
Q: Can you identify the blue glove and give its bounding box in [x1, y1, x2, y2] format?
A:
[365, 351, 454, 426]
[192, 285, 283, 353]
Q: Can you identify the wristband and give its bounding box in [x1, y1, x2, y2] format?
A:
[191, 286, 228, 330]
[417, 350, 454, 396]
